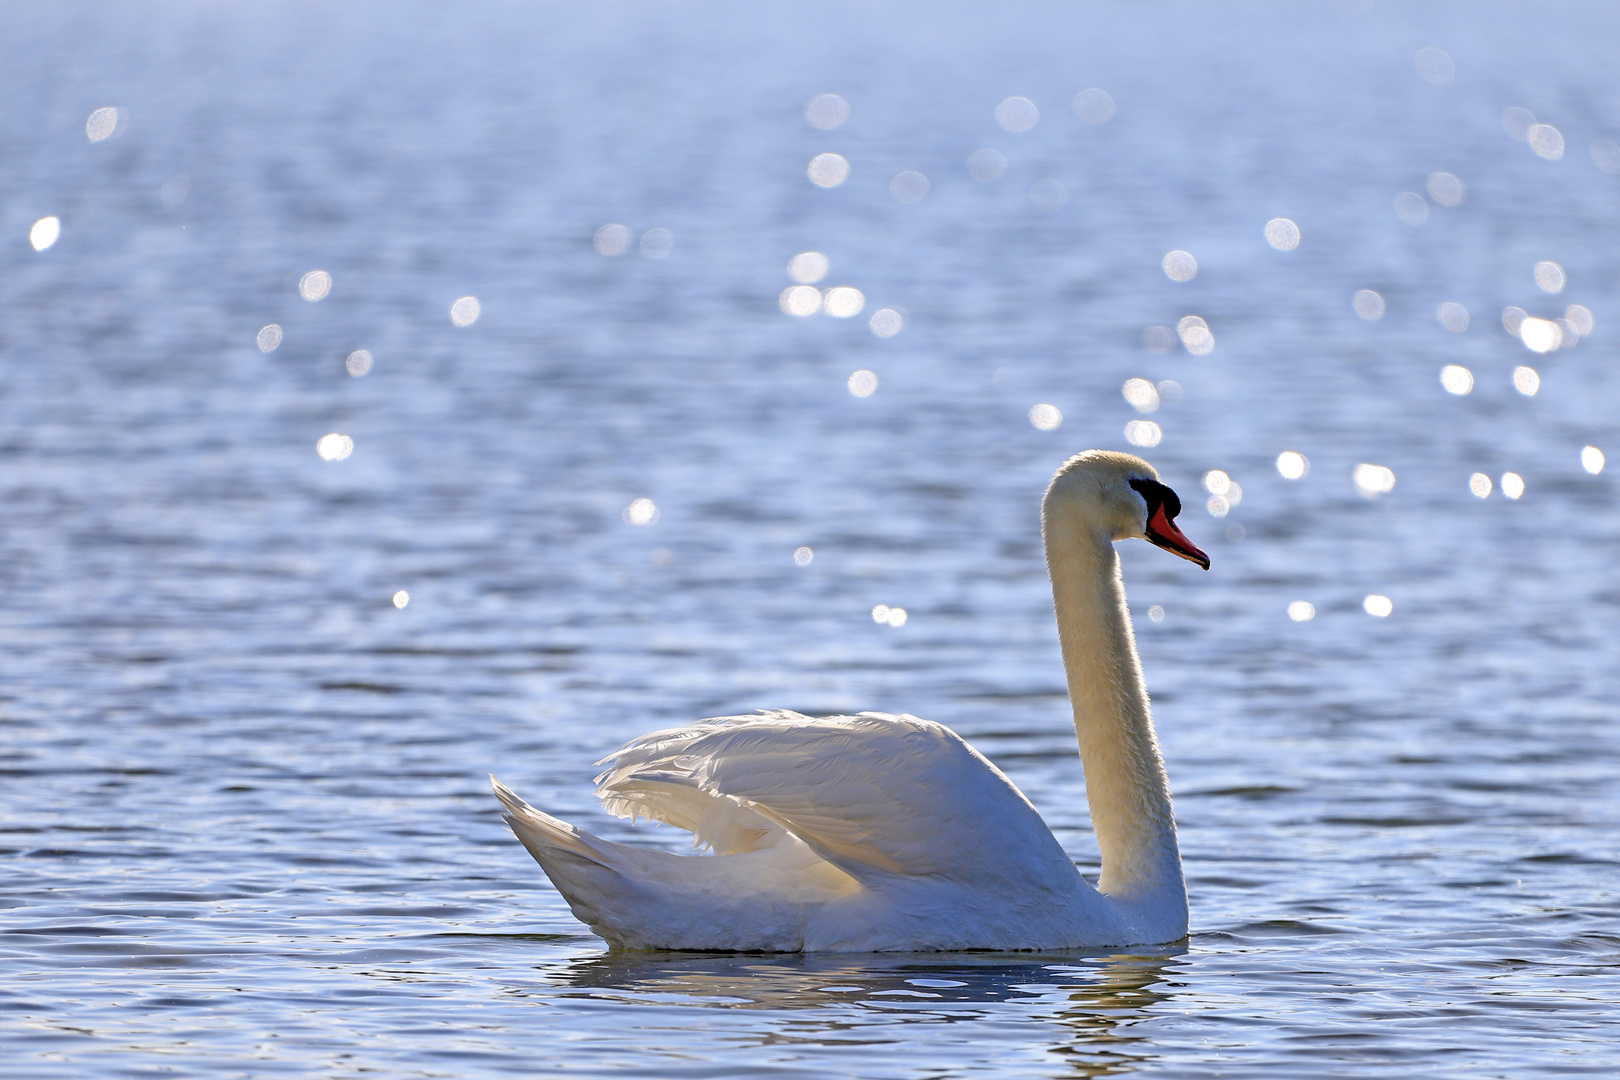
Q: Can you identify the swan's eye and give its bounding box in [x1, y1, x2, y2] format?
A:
[1128, 478, 1181, 519]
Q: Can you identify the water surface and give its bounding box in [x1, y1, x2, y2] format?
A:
[3, 2, 1618, 1076]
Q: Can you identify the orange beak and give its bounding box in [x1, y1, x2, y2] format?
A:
[1145, 505, 1210, 569]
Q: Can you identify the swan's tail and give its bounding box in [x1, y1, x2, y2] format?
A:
[491, 776, 624, 930]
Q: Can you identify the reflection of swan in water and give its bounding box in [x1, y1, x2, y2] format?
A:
[493, 452, 1207, 951]
[549, 945, 1184, 1011]
[545, 947, 1184, 1076]
[1047, 954, 1182, 1078]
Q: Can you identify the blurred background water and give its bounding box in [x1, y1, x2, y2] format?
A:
[3, 1, 1619, 1076]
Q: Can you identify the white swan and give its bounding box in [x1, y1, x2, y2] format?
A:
[492, 450, 1209, 951]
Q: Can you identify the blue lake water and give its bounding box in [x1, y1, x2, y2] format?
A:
[3, 2, 1619, 1075]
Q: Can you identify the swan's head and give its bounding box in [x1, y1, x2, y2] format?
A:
[1044, 450, 1210, 569]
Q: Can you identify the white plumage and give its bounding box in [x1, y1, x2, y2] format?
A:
[493, 450, 1208, 951]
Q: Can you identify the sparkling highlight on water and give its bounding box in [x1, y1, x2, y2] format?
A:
[29, 217, 60, 251]
[996, 96, 1039, 132]
[623, 499, 659, 525]
[316, 434, 353, 461]
[299, 271, 332, 302]
[871, 604, 909, 627]
[1029, 403, 1062, 430]
[1440, 366, 1474, 395]
[1265, 218, 1300, 250]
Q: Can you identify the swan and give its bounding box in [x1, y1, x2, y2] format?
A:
[491, 450, 1209, 951]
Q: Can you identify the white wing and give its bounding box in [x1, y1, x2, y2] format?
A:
[595, 710, 1079, 888]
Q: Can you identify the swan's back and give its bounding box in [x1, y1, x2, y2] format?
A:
[599, 710, 1077, 885]
[495, 711, 1107, 951]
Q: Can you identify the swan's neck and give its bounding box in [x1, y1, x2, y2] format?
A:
[1046, 521, 1185, 906]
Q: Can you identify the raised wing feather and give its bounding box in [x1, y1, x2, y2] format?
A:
[595, 710, 1078, 887]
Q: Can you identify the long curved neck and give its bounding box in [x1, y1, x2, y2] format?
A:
[1044, 513, 1185, 907]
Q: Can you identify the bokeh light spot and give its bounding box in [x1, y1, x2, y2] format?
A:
[805, 93, 850, 130]
[1029, 403, 1062, 430]
[996, 96, 1039, 132]
[299, 270, 331, 302]
[316, 434, 353, 461]
[623, 498, 659, 526]
[808, 153, 851, 188]
[1394, 192, 1429, 225]
[848, 370, 878, 397]
[1501, 472, 1525, 499]
[1470, 472, 1492, 498]
[1124, 420, 1162, 447]
[1029, 179, 1068, 211]
[872, 604, 908, 627]
[450, 296, 481, 327]
[823, 286, 865, 318]
[787, 252, 829, 284]
[1440, 365, 1474, 395]
[1528, 124, 1565, 160]
[1520, 317, 1559, 353]
[1581, 446, 1605, 474]
[1287, 601, 1316, 622]
[780, 285, 823, 317]
[594, 224, 632, 255]
[393, 591, 410, 609]
[890, 170, 930, 203]
[869, 308, 904, 337]
[1363, 594, 1393, 618]
[345, 350, 373, 377]
[1533, 260, 1566, 293]
[1592, 139, 1620, 174]
[160, 175, 190, 209]
[1073, 88, 1116, 123]
[967, 149, 1007, 182]
[1162, 250, 1198, 282]
[85, 107, 124, 142]
[1565, 304, 1594, 336]
[1123, 378, 1160, 413]
[1502, 107, 1537, 141]
[1512, 365, 1541, 395]
[1177, 315, 1214, 354]
[1353, 463, 1396, 497]
[1414, 47, 1455, 84]
[640, 228, 674, 259]
[794, 546, 814, 567]
[1264, 218, 1300, 250]
[1427, 172, 1465, 206]
[29, 216, 60, 251]
[1437, 302, 1470, 332]
[256, 325, 282, 352]
[1353, 290, 1386, 320]
[1276, 451, 1309, 480]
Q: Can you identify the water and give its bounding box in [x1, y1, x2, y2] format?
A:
[4, 2, 1619, 1075]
